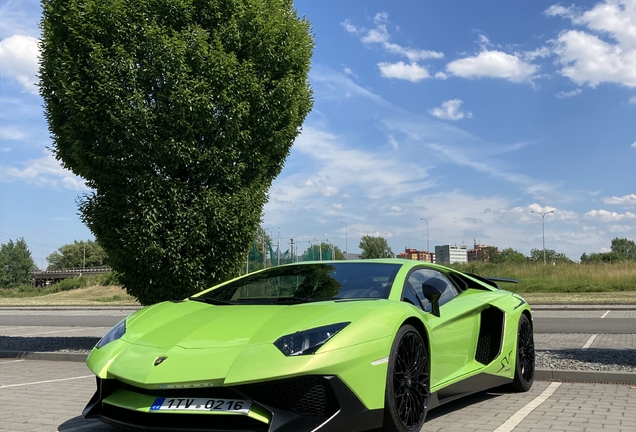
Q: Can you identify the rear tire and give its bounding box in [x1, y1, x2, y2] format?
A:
[381, 325, 429, 432]
[508, 314, 534, 392]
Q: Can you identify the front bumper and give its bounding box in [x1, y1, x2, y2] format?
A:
[83, 375, 383, 432]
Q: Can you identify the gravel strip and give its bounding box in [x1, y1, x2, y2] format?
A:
[536, 348, 636, 372]
[0, 336, 99, 353]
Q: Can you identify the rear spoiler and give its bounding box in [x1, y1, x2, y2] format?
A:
[485, 277, 518, 285]
[465, 273, 518, 290]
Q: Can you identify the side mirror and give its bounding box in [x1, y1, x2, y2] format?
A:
[422, 278, 445, 317]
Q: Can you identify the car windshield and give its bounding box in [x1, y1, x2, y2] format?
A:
[193, 262, 401, 304]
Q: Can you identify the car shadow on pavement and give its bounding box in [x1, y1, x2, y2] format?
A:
[58, 416, 117, 431]
[425, 391, 501, 421]
[0, 335, 98, 352]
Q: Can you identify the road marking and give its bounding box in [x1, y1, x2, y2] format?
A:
[0, 360, 24, 365]
[493, 382, 561, 432]
[601, 310, 610, 318]
[582, 334, 597, 349]
[16, 327, 93, 337]
[0, 375, 93, 389]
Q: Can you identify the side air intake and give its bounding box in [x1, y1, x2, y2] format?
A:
[475, 307, 504, 365]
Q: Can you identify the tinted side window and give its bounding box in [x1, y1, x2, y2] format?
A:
[402, 284, 422, 310]
[407, 269, 459, 310]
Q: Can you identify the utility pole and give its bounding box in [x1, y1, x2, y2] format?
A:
[341, 222, 348, 260]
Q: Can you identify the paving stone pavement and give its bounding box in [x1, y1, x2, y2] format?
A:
[1, 360, 635, 432]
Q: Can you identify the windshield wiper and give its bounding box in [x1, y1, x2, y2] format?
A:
[275, 296, 312, 303]
[188, 296, 233, 305]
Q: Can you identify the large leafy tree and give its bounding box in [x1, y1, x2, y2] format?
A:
[0, 238, 37, 288]
[500, 247, 528, 263]
[40, 0, 314, 304]
[47, 240, 108, 270]
[611, 237, 636, 260]
[359, 236, 394, 259]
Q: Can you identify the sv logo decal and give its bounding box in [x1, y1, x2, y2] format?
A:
[497, 350, 513, 373]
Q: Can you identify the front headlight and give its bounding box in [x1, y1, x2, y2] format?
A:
[274, 322, 350, 356]
[96, 319, 126, 349]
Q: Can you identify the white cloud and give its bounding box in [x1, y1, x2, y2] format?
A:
[374, 12, 389, 24]
[0, 34, 40, 94]
[361, 25, 389, 44]
[445, 50, 538, 83]
[342, 16, 443, 62]
[544, 5, 577, 20]
[428, 99, 473, 121]
[331, 203, 343, 210]
[630, 96, 636, 104]
[341, 19, 358, 34]
[524, 46, 552, 61]
[609, 225, 633, 232]
[547, 1, 636, 88]
[0, 150, 87, 190]
[603, 194, 636, 207]
[435, 71, 448, 80]
[390, 206, 402, 213]
[585, 209, 636, 222]
[632, 141, 636, 148]
[378, 61, 430, 82]
[320, 186, 338, 196]
[383, 43, 444, 61]
[343, 67, 357, 78]
[388, 135, 399, 150]
[556, 88, 582, 98]
[0, 126, 26, 140]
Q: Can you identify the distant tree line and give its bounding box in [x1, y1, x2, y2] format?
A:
[580, 237, 636, 263]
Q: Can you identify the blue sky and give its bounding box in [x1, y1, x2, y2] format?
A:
[1, 0, 636, 268]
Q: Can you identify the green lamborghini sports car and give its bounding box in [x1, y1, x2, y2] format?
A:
[83, 259, 534, 432]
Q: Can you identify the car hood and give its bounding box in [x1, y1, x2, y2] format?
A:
[91, 299, 399, 386]
[122, 299, 363, 349]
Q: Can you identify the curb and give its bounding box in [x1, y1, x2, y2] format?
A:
[535, 368, 636, 384]
[530, 304, 636, 310]
[0, 350, 88, 362]
[2, 351, 635, 385]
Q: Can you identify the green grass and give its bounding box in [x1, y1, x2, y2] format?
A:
[449, 261, 636, 293]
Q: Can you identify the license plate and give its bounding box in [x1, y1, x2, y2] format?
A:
[150, 397, 251, 414]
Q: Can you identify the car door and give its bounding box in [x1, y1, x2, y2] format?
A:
[403, 268, 486, 388]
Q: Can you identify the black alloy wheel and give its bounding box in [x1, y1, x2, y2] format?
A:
[509, 314, 535, 392]
[382, 325, 429, 432]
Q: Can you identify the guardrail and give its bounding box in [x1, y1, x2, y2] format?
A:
[31, 267, 112, 275]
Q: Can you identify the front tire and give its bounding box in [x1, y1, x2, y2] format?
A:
[509, 314, 534, 392]
[382, 325, 429, 432]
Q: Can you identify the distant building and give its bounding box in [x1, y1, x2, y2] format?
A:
[397, 248, 435, 263]
[345, 253, 362, 260]
[435, 244, 468, 264]
[468, 243, 488, 262]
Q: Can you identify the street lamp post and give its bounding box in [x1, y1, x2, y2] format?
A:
[531, 210, 554, 265]
[340, 222, 348, 260]
[420, 218, 429, 262]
